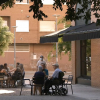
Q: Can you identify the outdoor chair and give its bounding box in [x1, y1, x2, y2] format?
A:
[19, 72, 31, 95]
[30, 76, 44, 95]
[0, 73, 8, 87]
[63, 75, 73, 94]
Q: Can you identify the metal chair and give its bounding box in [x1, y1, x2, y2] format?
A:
[20, 72, 31, 95]
[64, 75, 73, 94]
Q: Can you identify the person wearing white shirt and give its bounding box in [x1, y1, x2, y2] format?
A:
[36, 55, 46, 71]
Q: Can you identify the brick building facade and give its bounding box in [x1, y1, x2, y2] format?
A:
[0, 0, 72, 72]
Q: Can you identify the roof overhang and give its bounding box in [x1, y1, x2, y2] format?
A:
[40, 24, 86, 43]
[63, 22, 100, 41]
[40, 28, 68, 43]
[63, 29, 100, 41]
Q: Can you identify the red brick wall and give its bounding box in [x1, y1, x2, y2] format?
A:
[31, 43, 72, 72]
[0, 3, 67, 43]
[0, 44, 72, 72]
[0, 2, 72, 73]
[71, 41, 76, 84]
[91, 39, 100, 88]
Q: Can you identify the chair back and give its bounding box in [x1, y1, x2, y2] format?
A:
[58, 71, 64, 80]
[33, 76, 44, 85]
[67, 75, 73, 84]
[58, 71, 64, 84]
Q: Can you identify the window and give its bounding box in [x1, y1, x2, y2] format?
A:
[42, 0, 54, 5]
[16, 0, 29, 4]
[6, 43, 30, 52]
[1, 16, 10, 30]
[40, 21, 55, 32]
[16, 20, 29, 32]
[3, 21, 7, 27]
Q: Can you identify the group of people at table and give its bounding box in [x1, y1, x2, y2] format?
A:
[0, 55, 63, 95]
[33, 55, 62, 95]
[0, 63, 25, 88]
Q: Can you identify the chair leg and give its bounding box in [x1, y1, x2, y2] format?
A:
[71, 84, 73, 94]
[20, 80, 23, 95]
[31, 85, 33, 95]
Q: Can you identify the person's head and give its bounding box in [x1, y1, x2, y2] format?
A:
[0, 65, 4, 71]
[38, 66, 43, 72]
[19, 64, 23, 69]
[52, 63, 59, 70]
[16, 62, 20, 68]
[4, 63, 7, 69]
[40, 55, 44, 61]
[18, 64, 24, 72]
[41, 63, 46, 69]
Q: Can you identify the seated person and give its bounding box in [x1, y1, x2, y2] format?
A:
[10, 66, 22, 87]
[10, 62, 20, 73]
[33, 66, 45, 95]
[0, 65, 4, 72]
[0, 65, 5, 87]
[41, 62, 48, 80]
[43, 63, 62, 94]
[0, 64, 10, 87]
[19, 64, 25, 78]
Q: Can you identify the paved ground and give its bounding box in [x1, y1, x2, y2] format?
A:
[0, 71, 100, 100]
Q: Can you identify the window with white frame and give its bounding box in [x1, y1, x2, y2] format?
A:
[16, 20, 29, 32]
[16, 0, 29, 4]
[40, 21, 55, 32]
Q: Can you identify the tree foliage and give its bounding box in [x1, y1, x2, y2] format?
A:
[0, 17, 14, 55]
[58, 37, 71, 60]
[47, 17, 71, 61]
[0, 0, 100, 24]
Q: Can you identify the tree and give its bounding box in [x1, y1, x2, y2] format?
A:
[0, 0, 100, 24]
[0, 17, 14, 55]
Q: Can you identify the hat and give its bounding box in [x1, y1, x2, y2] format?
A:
[52, 63, 59, 67]
[40, 55, 44, 58]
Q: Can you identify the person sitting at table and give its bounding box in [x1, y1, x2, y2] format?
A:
[10, 66, 22, 87]
[43, 63, 62, 94]
[0, 64, 11, 87]
[33, 66, 45, 95]
[10, 62, 20, 73]
[41, 62, 48, 80]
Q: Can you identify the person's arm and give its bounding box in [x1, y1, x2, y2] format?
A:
[10, 68, 16, 72]
[45, 69, 48, 78]
[36, 61, 39, 71]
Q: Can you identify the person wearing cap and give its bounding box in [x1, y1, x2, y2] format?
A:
[36, 55, 46, 71]
[43, 63, 62, 94]
[50, 63, 61, 79]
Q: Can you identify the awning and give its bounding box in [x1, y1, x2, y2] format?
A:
[40, 28, 67, 43]
[40, 24, 86, 43]
[63, 22, 100, 41]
